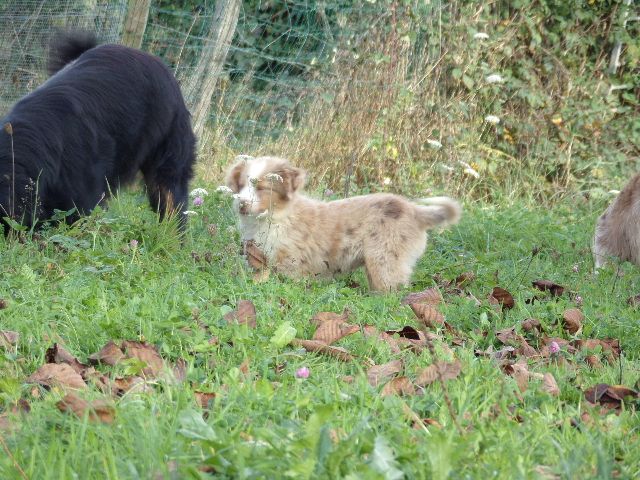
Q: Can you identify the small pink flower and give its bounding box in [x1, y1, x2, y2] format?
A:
[129, 239, 139, 249]
[295, 367, 310, 379]
[193, 196, 204, 207]
[324, 189, 334, 197]
[549, 341, 560, 355]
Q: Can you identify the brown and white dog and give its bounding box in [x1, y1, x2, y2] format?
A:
[225, 155, 462, 291]
[593, 174, 640, 268]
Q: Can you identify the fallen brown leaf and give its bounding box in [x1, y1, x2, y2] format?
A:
[496, 326, 520, 345]
[584, 355, 602, 369]
[572, 338, 620, 361]
[121, 341, 165, 378]
[416, 360, 461, 387]
[57, 392, 115, 423]
[243, 240, 268, 271]
[507, 362, 530, 393]
[380, 376, 416, 396]
[532, 280, 565, 297]
[455, 271, 476, 287]
[223, 300, 257, 328]
[541, 373, 560, 396]
[627, 294, 640, 307]
[45, 343, 89, 375]
[367, 360, 403, 387]
[0, 330, 18, 349]
[292, 339, 354, 361]
[584, 384, 639, 409]
[112, 376, 149, 395]
[475, 345, 515, 360]
[88, 341, 125, 366]
[562, 308, 583, 335]
[194, 391, 216, 409]
[521, 318, 542, 334]
[410, 303, 445, 328]
[27, 363, 87, 390]
[313, 319, 359, 345]
[489, 287, 515, 310]
[401, 287, 442, 306]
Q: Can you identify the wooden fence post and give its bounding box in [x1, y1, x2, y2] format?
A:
[121, 0, 151, 49]
[185, 0, 241, 139]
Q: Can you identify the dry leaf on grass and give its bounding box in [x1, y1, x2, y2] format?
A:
[57, 392, 115, 423]
[496, 326, 520, 345]
[521, 318, 542, 334]
[88, 341, 125, 366]
[562, 308, 583, 335]
[367, 360, 403, 387]
[243, 240, 268, 271]
[410, 303, 445, 329]
[488, 287, 515, 310]
[223, 300, 257, 328]
[45, 343, 90, 375]
[194, 391, 216, 409]
[292, 339, 354, 361]
[0, 330, 18, 349]
[313, 320, 359, 345]
[416, 360, 461, 387]
[532, 280, 565, 297]
[571, 338, 619, 361]
[584, 384, 639, 409]
[121, 341, 165, 378]
[506, 362, 531, 393]
[584, 355, 603, 369]
[28, 363, 87, 390]
[380, 376, 416, 396]
[455, 272, 476, 287]
[541, 373, 560, 396]
[112, 376, 149, 395]
[401, 286, 442, 306]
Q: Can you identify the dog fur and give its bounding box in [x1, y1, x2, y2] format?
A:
[225, 155, 462, 291]
[593, 174, 640, 268]
[0, 31, 195, 233]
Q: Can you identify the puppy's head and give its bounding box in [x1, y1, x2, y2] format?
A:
[225, 155, 305, 217]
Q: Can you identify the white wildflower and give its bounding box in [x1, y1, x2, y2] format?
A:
[426, 139, 443, 150]
[474, 32, 490, 40]
[608, 190, 621, 195]
[484, 115, 501, 125]
[464, 167, 480, 178]
[256, 210, 270, 219]
[183, 210, 198, 216]
[265, 173, 284, 183]
[459, 160, 480, 179]
[383, 177, 391, 185]
[215, 185, 233, 194]
[485, 74, 504, 84]
[190, 187, 209, 197]
[440, 164, 454, 173]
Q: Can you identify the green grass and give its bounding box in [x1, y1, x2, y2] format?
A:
[1, 185, 639, 479]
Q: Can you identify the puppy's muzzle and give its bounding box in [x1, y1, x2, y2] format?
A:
[238, 199, 250, 215]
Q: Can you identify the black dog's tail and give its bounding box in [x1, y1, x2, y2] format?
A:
[47, 31, 98, 75]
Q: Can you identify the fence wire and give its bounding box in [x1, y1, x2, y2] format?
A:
[0, 1, 388, 145]
[0, 0, 127, 111]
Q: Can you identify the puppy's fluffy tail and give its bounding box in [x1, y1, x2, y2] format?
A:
[414, 197, 462, 230]
[48, 31, 98, 76]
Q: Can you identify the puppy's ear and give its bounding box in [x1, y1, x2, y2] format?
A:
[279, 167, 306, 197]
[225, 157, 251, 193]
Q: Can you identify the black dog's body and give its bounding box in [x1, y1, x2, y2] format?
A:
[0, 33, 195, 232]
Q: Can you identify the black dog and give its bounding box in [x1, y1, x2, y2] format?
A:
[0, 32, 196, 233]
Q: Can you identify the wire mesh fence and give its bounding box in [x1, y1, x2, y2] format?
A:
[0, 1, 352, 147]
[0, 0, 128, 111]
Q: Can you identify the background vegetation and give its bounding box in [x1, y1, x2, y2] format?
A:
[1, 1, 640, 478]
